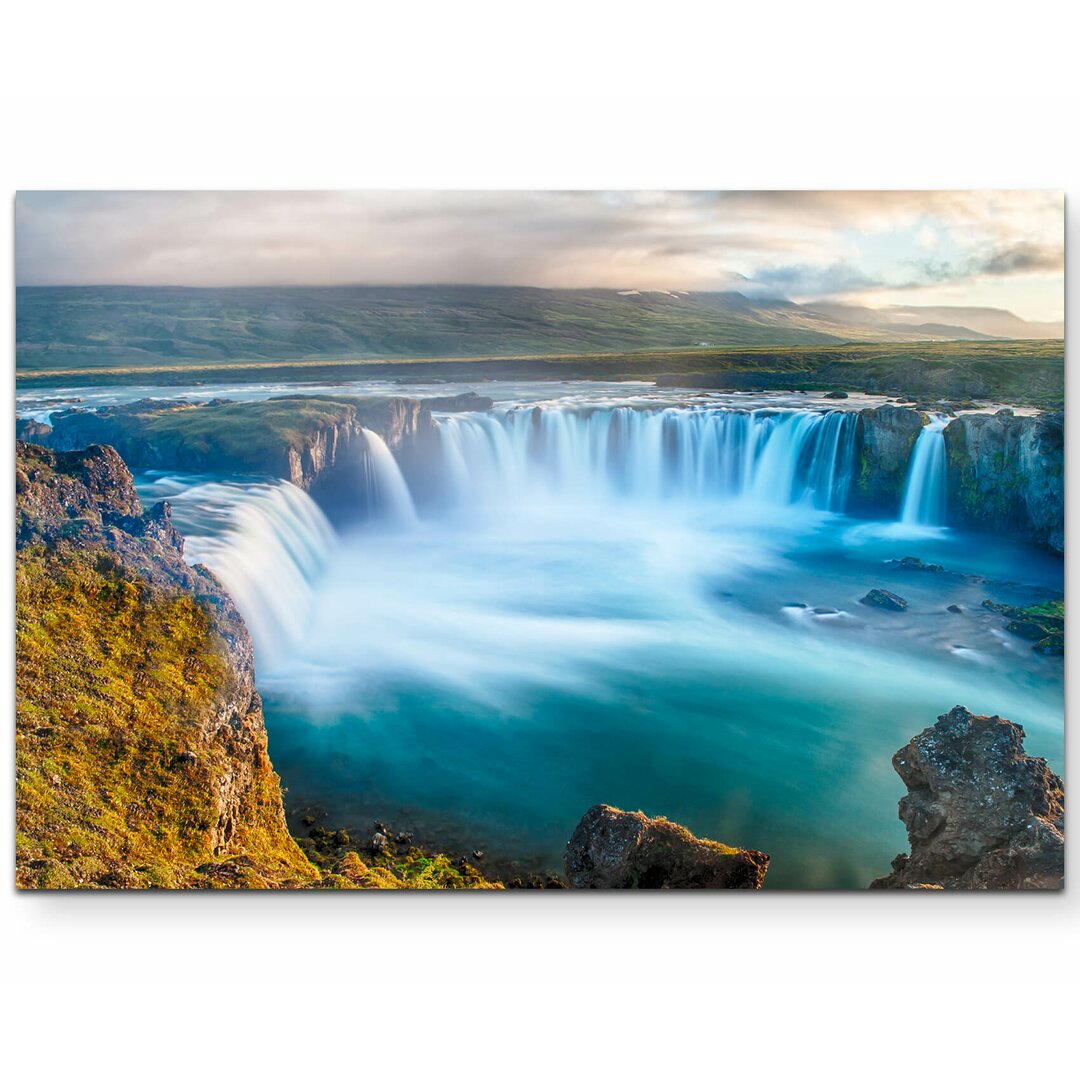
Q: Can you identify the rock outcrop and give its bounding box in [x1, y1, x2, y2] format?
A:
[981, 599, 1064, 655]
[844, 405, 1064, 552]
[565, 804, 769, 889]
[15, 441, 318, 888]
[870, 706, 1064, 890]
[850, 405, 925, 514]
[24, 394, 437, 495]
[944, 411, 1063, 552]
[16, 418, 53, 443]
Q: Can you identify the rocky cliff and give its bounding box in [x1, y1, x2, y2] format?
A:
[24, 394, 436, 494]
[15, 441, 501, 889]
[16, 441, 319, 888]
[849, 405, 1064, 550]
[565, 804, 770, 888]
[944, 411, 1064, 552]
[851, 405, 926, 515]
[870, 705, 1064, 890]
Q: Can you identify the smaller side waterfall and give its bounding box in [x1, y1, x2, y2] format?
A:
[360, 428, 419, 525]
[176, 480, 336, 669]
[900, 415, 949, 526]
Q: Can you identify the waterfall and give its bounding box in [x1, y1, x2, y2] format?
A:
[900, 416, 949, 526]
[360, 428, 419, 525]
[434, 406, 858, 512]
[174, 480, 336, 669]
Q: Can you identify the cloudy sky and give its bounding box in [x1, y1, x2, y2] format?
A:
[15, 190, 1064, 321]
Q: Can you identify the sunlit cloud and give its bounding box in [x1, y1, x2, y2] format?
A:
[14, 189, 1064, 321]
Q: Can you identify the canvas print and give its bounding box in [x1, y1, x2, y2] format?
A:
[14, 191, 1064, 890]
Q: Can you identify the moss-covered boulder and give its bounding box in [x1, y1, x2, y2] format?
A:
[565, 804, 769, 888]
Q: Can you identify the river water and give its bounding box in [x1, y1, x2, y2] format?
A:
[20, 379, 1063, 887]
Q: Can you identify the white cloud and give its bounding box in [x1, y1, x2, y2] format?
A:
[14, 190, 1064, 321]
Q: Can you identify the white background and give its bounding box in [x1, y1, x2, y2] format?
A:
[2, 3, 1077, 1076]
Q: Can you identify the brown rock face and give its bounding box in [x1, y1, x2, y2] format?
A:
[870, 706, 1064, 890]
[565, 804, 769, 889]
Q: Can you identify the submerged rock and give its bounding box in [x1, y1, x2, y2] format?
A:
[824, 390, 849, 399]
[890, 555, 944, 572]
[870, 706, 1064, 889]
[860, 588, 908, 611]
[565, 804, 769, 889]
[981, 598, 1064, 654]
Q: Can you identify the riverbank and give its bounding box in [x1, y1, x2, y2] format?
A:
[14, 338, 1065, 409]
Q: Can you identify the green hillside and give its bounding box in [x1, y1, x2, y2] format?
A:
[15, 284, 932, 372]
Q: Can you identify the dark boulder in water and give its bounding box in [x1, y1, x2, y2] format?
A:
[860, 588, 908, 611]
[870, 706, 1064, 889]
[824, 390, 849, 399]
[890, 555, 944, 572]
[565, 804, 769, 889]
[981, 598, 1064, 654]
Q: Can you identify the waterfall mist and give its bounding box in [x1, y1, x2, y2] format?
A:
[138, 398, 1062, 888]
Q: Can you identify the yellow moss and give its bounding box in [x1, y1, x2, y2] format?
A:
[15, 544, 317, 888]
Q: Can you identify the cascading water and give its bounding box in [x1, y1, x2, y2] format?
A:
[170, 480, 336, 669]
[131, 392, 1061, 890]
[360, 428, 419, 525]
[433, 406, 858, 512]
[900, 415, 949, 527]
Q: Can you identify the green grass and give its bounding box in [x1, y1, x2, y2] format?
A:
[16, 338, 1064, 409]
[143, 398, 360, 461]
[14, 284, 871, 373]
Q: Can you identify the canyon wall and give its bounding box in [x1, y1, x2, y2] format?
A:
[20, 396, 1065, 552]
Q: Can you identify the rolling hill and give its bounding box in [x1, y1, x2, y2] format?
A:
[15, 285, 1061, 374]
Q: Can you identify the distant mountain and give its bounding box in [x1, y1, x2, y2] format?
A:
[883, 305, 1064, 340]
[14, 285, 1061, 373]
[812, 301, 1062, 340]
